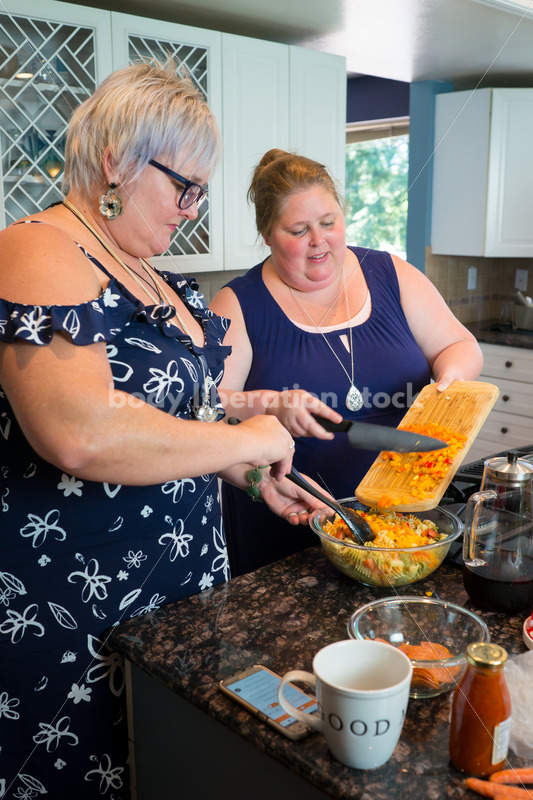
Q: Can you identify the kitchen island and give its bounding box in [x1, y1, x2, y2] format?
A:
[107, 543, 530, 800]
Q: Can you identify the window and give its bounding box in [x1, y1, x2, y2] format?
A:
[345, 117, 409, 259]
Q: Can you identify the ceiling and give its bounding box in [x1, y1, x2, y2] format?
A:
[72, 0, 533, 85]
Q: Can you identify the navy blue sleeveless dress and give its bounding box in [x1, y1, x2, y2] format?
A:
[222, 247, 432, 576]
[0, 230, 231, 798]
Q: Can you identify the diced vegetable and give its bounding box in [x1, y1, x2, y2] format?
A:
[377, 423, 467, 508]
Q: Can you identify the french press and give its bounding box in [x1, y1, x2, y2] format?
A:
[463, 450, 533, 613]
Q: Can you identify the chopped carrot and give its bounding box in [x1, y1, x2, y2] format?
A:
[491, 770, 533, 785]
[465, 777, 533, 798]
[399, 641, 460, 688]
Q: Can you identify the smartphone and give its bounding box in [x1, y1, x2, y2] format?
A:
[218, 664, 319, 740]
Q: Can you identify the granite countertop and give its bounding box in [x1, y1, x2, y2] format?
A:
[467, 319, 533, 349]
[107, 544, 531, 800]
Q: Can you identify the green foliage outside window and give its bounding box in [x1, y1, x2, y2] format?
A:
[344, 135, 409, 259]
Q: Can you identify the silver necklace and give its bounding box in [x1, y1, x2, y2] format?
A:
[63, 199, 193, 332]
[62, 199, 219, 423]
[289, 274, 364, 413]
[194, 355, 220, 423]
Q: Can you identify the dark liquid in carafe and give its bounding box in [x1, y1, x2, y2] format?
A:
[463, 555, 533, 613]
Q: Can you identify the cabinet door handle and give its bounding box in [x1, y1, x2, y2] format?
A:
[502, 395, 510, 402]
[504, 361, 513, 368]
[501, 427, 508, 434]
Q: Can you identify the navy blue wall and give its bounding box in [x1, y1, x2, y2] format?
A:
[406, 80, 453, 270]
[346, 75, 410, 122]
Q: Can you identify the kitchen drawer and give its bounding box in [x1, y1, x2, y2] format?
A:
[470, 410, 533, 455]
[480, 375, 533, 419]
[480, 343, 533, 384]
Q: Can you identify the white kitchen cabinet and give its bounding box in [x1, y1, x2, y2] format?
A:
[1, 1, 346, 273]
[221, 34, 289, 271]
[466, 343, 533, 462]
[431, 88, 533, 257]
[288, 46, 346, 189]
[222, 36, 346, 271]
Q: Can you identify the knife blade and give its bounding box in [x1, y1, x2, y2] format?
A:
[312, 415, 448, 453]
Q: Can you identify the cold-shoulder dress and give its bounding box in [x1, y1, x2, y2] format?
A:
[0, 235, 231, 799]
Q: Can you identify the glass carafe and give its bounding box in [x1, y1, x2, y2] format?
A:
[463, 451, 533, 614]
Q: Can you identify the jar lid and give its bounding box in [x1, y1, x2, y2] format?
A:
[466, 642, 508, 668]
[484, 450, 533, 485]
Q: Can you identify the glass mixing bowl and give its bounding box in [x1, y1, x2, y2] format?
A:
[310, 501, 463, 588]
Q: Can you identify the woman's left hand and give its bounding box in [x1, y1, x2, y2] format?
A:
[258, 469, 333, 525]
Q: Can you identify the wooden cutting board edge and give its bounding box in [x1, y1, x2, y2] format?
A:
[354, 380, 500, 512]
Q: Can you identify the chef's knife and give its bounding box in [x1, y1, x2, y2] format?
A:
[312, 415, 448, 453]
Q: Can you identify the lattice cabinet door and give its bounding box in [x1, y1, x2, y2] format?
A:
[112, 13, 224, 273]
[0, 1, 111, 228]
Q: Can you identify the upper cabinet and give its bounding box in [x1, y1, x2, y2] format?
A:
[0, 0, 346, 272]
[221, 35, 289, 271]
[221, 37, 346, 271]
[0, 0, 111, 228]
[431, 87, 533, 257]
[110, 12, 224, 273]
[289, 46, 346, 187]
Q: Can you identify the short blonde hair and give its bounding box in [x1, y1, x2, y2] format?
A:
[248, 148, 344, 239]
[62, 57, 221, 196]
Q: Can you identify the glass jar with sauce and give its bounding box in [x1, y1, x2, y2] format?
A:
[449, 642, 512, 776]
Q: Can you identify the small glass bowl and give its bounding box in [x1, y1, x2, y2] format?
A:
[309, 501, 463, 588]
[347, 596, 490, 698]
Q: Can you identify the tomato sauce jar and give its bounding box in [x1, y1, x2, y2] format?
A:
[449, 642, 512, 776]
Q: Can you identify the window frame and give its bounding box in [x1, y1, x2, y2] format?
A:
[346, 115, 409, 144]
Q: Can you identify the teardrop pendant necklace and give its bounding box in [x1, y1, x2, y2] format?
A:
[289, 272, 364, 413]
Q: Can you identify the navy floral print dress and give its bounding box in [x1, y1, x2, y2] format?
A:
[0, 235, 231, 799]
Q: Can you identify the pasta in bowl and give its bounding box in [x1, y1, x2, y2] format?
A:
[309, 501, 463, 587]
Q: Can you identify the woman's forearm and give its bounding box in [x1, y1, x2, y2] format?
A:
[431, 339, 484, 389]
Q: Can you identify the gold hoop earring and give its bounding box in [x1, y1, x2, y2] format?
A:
[98, 183, 123, 220]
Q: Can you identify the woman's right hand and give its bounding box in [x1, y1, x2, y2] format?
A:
[264, 389, 342, 439]
[228, 414, 296, 481]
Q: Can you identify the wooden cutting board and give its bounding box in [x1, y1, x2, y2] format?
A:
[355, 380, 500, 511]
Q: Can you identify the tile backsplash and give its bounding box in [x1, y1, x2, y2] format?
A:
[424, 247, 533, 325]
[187, 250, 532, 325]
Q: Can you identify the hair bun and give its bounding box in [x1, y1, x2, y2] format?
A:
[258, 148, 290, 169]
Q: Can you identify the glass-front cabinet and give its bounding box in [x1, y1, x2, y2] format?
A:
[111, 13, 223, 272]
[0, 1, 223, 272]
[0, 1, 110, 227]
[0, 0, 346, 273]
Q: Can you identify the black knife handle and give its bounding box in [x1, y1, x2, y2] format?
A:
[311, 414, 350, 433]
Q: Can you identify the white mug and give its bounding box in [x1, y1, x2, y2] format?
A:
[278, 639, 412, 769]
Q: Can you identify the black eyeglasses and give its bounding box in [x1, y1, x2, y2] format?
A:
[148, 159, 207, 209]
